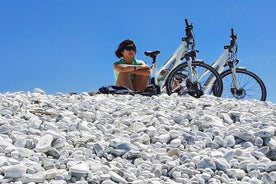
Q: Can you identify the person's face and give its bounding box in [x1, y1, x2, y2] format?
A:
[122, 44, 136, 59]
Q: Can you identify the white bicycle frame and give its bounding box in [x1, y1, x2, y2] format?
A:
[149, 19, 217, 94]
[152, 41, 189, 92]
[208, 43, 242, 90]
[152, 40, 214, 94]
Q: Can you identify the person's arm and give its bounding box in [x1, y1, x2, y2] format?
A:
[113, 62, 151, 76]
[113, 62, 136, 73]
[132, 64, 151, 76]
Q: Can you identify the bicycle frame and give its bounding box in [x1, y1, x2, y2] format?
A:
[146, 25, 265, 100]
[150, 19, 197, 93]
[208, 31, 242, 90]
[190, 28, 266, 100]
[153, 42, 188, 91]
[145, 19, 223, 97]
[198, 50, 230, 93]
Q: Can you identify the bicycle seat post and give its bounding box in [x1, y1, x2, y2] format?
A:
[144, 50, 161, 86]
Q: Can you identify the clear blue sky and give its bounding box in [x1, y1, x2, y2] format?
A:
[1, 1, 276, 103]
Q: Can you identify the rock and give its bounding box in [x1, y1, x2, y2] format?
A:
[35, 134, 54, 153]
[247, 163, 267, 172]
[34, 88, 46, 95]
[0, 109, 13, 116]
[221, 113, 233, 124]
[0, 90, 275, 183]
[109, 171, 127, 184]
[223, 135, 235, 147]
[234, 131, 255, 142]
[70, 162, 89, 176]
[158, 134, 170, 144]
[265, 138, 276, 150]
[254, 136, 264, 146]
[170, 138, 182, 148]
[255, 127, 274, 138]
[93, 142, 105, 157]
[115, 142, 138, 152]
[2, 164, 27, 178]
[229, 168, 246, 180]
[261, 172, 274, 184]
[266, 149, 276, 161]
[196, 157, 216, 171]
[0, 123, 13, 134]
[21, 171, 47, 183]
[265, 161, 276, 172]
[223, 150, 236, 161]
[167, 148, 180, 157]
[123, 150, 142, 159]
[213, 157, 230, 171]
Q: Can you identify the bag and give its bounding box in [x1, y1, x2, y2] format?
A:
[98, 84, 161, 96]
[98, 85, 134, 95]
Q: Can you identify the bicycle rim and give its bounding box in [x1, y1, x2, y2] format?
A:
[165, 61, 223, 97]
[220, 68, 267, 101]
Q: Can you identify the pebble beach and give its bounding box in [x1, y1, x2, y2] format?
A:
[0, 88, 276, 184]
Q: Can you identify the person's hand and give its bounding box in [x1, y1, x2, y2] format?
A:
[133, 65, 151, 76]
[137, 65, 151, 70]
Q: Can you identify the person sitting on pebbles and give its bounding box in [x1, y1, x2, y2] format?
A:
[113, 39, 151, 92]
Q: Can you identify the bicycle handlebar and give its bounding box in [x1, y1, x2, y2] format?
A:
[184, 19, 193, 38]
[224, 28, 238, 52]
[230, 28, 237, 47]
[183, 19, 195, 49]
[185, 19, 189, 27]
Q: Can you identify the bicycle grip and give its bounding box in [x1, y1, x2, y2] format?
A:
[231, 28, 234, 37]
[185, 19, 189, 26]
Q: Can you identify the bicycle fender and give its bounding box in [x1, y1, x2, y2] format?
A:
[193, 59, 204, 63]
[235, 67, 247, 70]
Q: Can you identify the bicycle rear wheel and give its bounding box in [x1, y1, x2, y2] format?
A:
[220, 68, 267, 101]
[165, 61, 223, 97]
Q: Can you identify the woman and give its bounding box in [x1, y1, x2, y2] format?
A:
[113, 39, 151, 92]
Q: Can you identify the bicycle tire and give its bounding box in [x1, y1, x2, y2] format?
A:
[219, 68, 267, 101]
[165, 61, 223, 97]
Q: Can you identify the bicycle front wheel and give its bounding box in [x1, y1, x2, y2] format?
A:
[165, 61, 223, 97]
[220, 68, 267, 101]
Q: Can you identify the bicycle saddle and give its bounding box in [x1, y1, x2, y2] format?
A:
[144, 50, 160, 58]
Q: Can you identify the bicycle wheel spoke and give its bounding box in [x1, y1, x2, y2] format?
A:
[166, 61, 223, 97]
[220, 68, 266, 101]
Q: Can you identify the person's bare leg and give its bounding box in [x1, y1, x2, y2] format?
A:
[134, 75, 149, 92]
[116, 73, 134, 90]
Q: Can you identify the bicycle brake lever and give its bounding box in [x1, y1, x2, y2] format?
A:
[224, 45, 229, 49]
[235, 59, 239, 65]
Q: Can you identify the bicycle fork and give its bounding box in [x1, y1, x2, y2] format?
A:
[227, 59, 247, 98]
[230, 68, 241, 88]
[230, 67, 245, 96]
[185, 57, 204, 97]
[187, 58, 196, 83]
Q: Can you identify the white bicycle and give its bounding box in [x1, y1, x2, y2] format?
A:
[212, 28, 267, 101]
[144, 19, 223, 98]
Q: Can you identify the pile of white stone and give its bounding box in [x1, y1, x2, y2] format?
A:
[0, 88, 276, 184]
